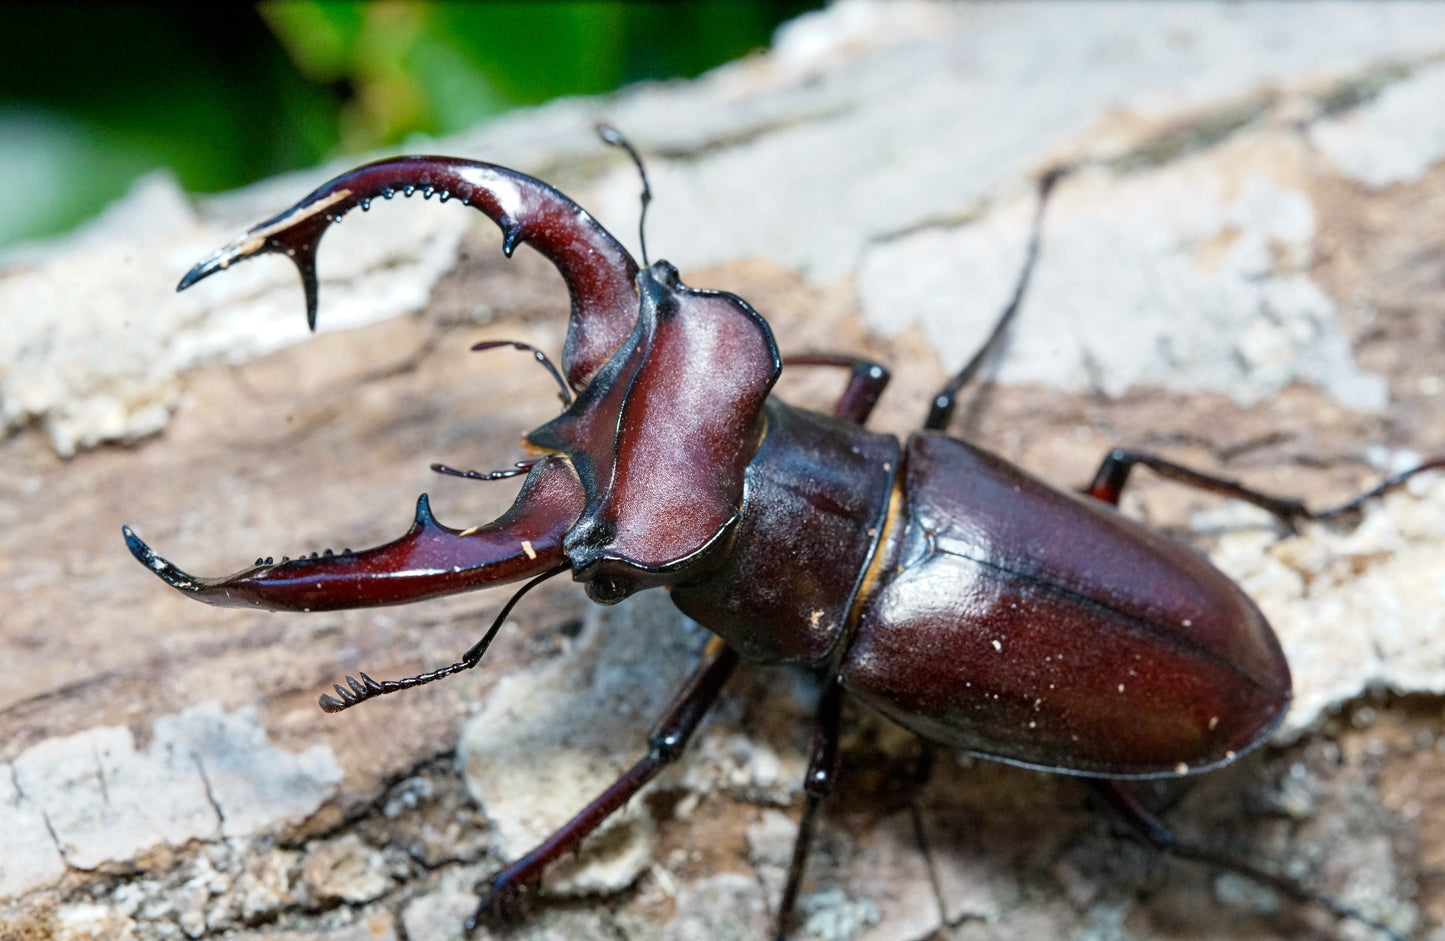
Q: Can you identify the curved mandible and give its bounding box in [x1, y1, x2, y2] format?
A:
[122, 455, 586, 611]
[176, 156, 641, 389]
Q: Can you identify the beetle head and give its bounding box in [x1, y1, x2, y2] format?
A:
[533, 260, 781, 602]
[148, 152, 777, 613]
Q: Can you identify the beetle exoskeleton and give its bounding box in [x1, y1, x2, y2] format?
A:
[125, 131, 1437, 939]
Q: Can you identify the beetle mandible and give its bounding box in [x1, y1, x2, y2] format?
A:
[123, 128, 1440, 938]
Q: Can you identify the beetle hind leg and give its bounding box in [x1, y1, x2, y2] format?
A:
[1092, 780, 1407, 941]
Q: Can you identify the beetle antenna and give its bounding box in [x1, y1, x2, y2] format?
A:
[597, 124, 652, 268]
[317, 566, 564, 713]
[471, 339, 572, 407]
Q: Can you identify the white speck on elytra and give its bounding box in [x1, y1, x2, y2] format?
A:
[1118, 683, 1126, 693]
[521, 540, 536, 560]
[1209, 716, 1220, 730]
[992, 639, 1003, 652]
[1175, 762, 1189, 775]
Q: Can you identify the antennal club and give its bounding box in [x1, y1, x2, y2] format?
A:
[597, 124, 653, 267]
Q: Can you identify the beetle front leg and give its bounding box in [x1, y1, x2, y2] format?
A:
[468, 639, 739, 931]
[123, 454, 584, 611]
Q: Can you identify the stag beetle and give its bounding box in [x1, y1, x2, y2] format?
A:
[124, 128, 1440, 938]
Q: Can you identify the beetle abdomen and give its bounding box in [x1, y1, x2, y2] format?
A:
[842, 434, 1291, 778]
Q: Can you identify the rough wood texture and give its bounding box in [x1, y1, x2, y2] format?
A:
[4, 4, 1445, 940]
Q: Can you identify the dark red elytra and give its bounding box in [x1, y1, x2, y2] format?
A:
[125, 130, 1440, 939]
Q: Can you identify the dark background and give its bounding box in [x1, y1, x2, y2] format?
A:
[0, 2, 819, 250]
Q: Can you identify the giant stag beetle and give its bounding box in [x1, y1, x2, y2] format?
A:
[124, 128, 1440, 938]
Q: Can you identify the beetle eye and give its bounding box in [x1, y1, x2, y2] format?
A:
[585, 574, 633, 605]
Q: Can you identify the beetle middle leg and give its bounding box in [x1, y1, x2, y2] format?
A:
[691, 349, 889, 936]
[467, 637, 738, 929]
[783, 354, 891, 425]
[923, 166, 1065, 434]
[761, 354, 888, 932]
[773, 677, 844, 940]
[1086, 447, 1445, 530]
[789, 166, 1063, 435]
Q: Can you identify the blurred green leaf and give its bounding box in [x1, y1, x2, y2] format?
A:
[0, 1, 817, 251]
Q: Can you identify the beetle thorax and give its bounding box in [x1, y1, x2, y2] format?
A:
[526, 262, 782, 603]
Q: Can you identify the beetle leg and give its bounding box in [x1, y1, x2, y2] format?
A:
[1085, 448, 1445, 532]
[775, 677, 844, 940]
[1091, 780, 1406, 941]
[923, 167, 1065, 432]
[123, 454, 584, 611]
[783, 354, 891, 425]
[1085, 449, 1308, 518]
[467, 638, 739, 931]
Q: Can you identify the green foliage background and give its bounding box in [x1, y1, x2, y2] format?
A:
[0, 2, 817, 250]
